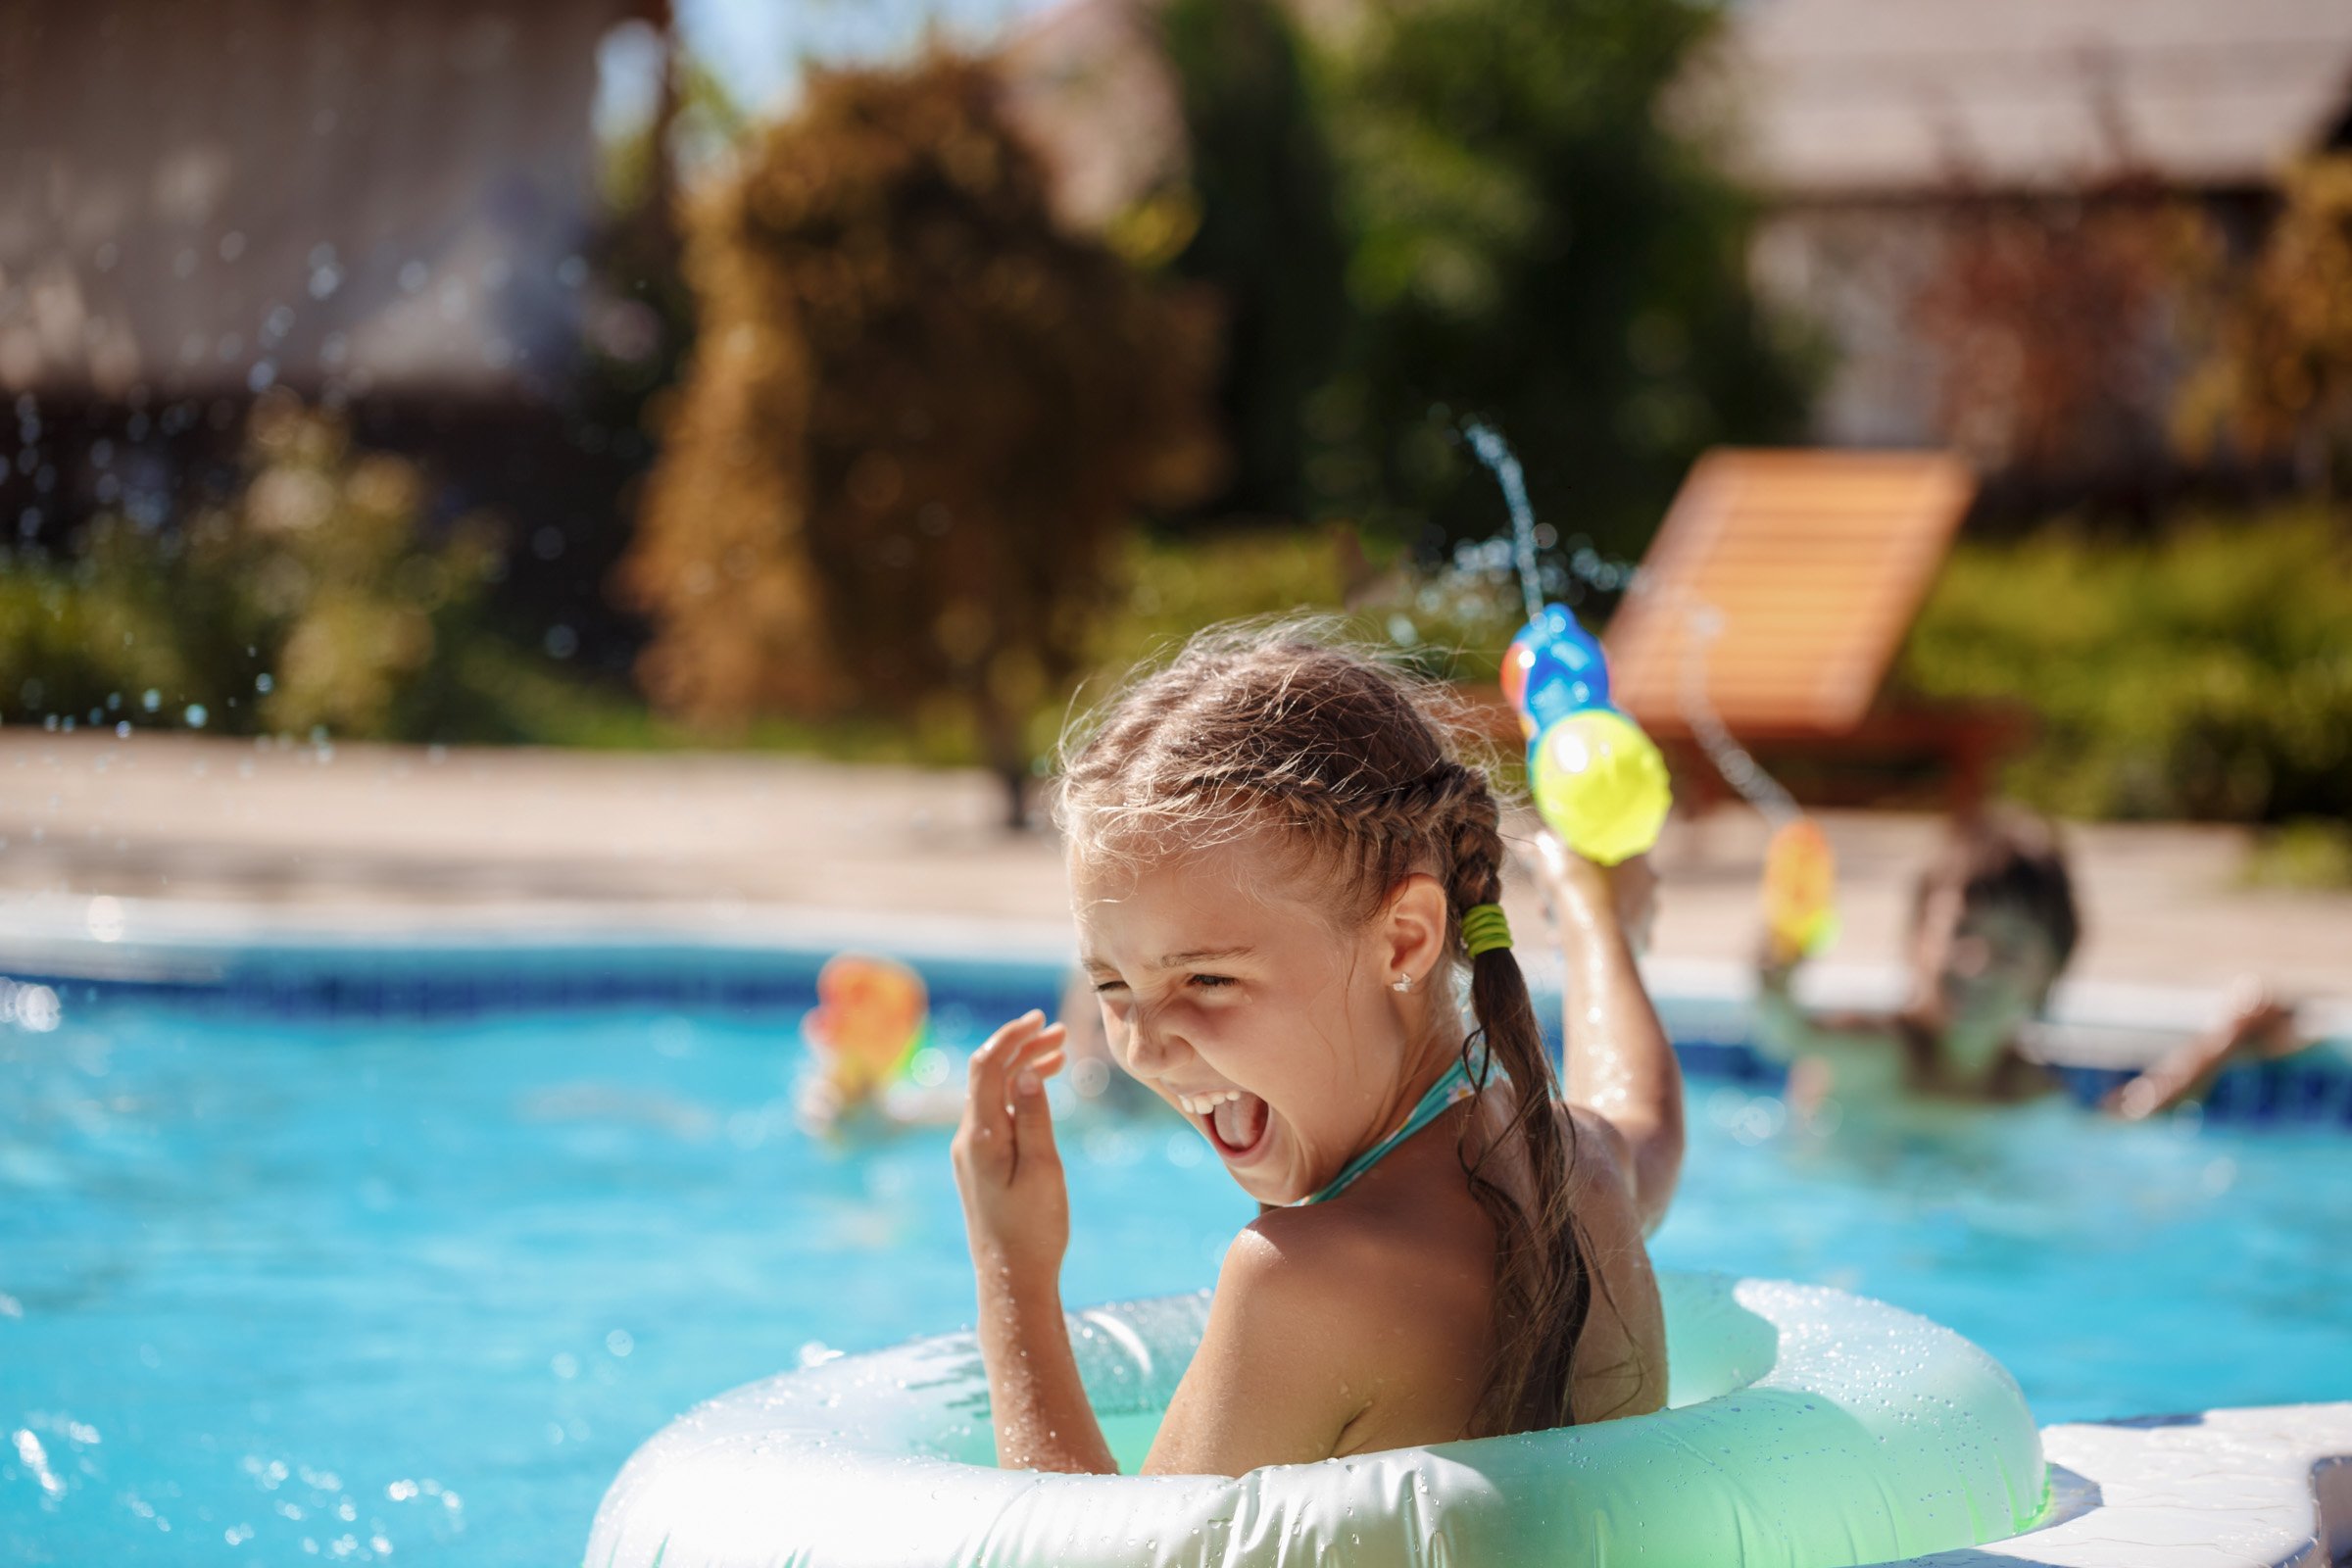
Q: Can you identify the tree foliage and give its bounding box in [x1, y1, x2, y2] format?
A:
[0, 393, 503, 740]
[1911, 185, 2196, 495]
[1308, 0, 1811, 560]
[622, 56, 1223, 808]
[2180, 155, 2352, 494]
[1159, 0, 1350, 523]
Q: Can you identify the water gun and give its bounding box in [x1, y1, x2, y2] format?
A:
[802, 954, 929, 1102]
[1502, 604, 1672, 865]
[1761, 816, 1839, 964]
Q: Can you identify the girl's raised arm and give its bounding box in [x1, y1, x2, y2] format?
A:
[951, 1010, 1118, 1473]
[1533, 832, 1685, 1235]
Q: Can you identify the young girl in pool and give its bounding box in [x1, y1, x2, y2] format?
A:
[952, 624, 1686, 1474]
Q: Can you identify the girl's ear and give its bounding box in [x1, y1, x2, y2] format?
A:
[1381, 872, 1450, 987]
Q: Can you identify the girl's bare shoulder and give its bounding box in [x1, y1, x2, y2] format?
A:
[1241, 1191, 1491, 1326]
[1147, 1200, 1488, 1472]
[1250, 1182, 1492, 1357]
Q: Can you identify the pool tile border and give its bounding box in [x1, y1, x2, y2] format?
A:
[4, 897, 2348, 1130]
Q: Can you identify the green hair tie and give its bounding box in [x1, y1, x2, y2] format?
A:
[1460, 904, 1512, 958]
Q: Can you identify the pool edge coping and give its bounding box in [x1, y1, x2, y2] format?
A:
[8, 888, 2345, 1040]
[1882, 1400, 2352, 1567]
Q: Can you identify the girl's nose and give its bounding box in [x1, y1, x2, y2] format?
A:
[1121, 1003, 1186, 1076]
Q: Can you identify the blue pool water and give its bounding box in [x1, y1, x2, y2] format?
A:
[4, 969, 2349, 1564]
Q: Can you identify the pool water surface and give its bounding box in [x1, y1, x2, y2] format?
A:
[4, 988, 2348, 1564]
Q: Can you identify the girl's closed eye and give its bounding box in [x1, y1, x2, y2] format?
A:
[1189, 973, 1238, 990]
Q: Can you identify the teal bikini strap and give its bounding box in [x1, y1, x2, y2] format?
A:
[1300, 1054, 1488, 1206]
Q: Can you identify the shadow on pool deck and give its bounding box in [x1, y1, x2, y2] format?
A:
[4, 731, 2348, 1015]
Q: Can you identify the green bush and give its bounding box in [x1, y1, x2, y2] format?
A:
[0, 534, 196, 729]
[0, 394, 514, 742]
[1897, 509, 2352, 822]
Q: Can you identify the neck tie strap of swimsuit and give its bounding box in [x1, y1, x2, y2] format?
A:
[1299, 1054, 1497, 1205]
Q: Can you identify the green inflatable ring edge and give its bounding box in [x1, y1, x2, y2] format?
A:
[584, 1271, 2045, 1568]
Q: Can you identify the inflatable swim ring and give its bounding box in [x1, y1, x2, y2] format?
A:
[586, 1272, 2044, 1567]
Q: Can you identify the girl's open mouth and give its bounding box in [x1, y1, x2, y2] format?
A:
[1205, 1092, 1270, 1161]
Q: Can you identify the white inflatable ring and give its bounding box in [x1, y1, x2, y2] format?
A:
[586, 1272, 2044, 1567]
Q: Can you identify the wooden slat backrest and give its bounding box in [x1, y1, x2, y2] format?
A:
[1603, 450, 1975, 737]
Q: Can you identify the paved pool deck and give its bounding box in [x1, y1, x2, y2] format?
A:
[3, 730, 2347, 1027]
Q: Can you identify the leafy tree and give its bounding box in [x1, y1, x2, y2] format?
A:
[622, 55, 1223, 821]
[1159, 0, 1350, 523]
[2180, 155, 2352, 496]
[1313, 0, 1811, 562]
[1911, 183, 2195, 501]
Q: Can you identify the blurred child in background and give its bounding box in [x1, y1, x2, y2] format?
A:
[1754, 809, 2078, 1107]
[1752, 808, 2310, 1116]
[796, 953, 952, 1134]
[797, 953, 1154, 1136]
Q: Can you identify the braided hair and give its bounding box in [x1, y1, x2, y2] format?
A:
[1056, 619, 1594, 1436]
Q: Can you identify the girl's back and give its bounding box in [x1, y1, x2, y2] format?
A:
[1196, 1095, 1667, 1463]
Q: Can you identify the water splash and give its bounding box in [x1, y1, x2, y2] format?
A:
[1676, 602, 1796, 823]
[1462, 420, 1544, 624]
[1459, 417, 1794, 822]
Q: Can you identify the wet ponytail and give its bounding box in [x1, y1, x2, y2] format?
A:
[1445, 787, 1594, 1435]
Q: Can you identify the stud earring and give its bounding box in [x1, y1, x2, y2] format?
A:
[1391, 974, 1414, 993]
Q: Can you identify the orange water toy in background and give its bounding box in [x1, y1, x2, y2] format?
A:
[1761, 816, 1839, 964]
[803, 954, 929, 1104]
[1506, 605, 1674, 866]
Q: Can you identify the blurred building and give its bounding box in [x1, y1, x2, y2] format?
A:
[1004, 0, 2352, 508]
[0, 1, 659, 406]
[0, 0, 668, 660]
[1719, 0, 2352, 500]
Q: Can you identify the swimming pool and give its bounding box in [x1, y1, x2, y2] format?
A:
[4, 948, 2348, 1565]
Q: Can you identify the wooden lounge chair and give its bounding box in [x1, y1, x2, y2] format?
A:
[1600, 448, 2021, 812]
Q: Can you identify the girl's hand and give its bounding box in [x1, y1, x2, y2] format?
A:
[2103, 980, 2300, 1119]
[952, 1010, 1070, 1288]
[2220, 983, 2299, 1060]
[1530, 829, 1658, 956]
